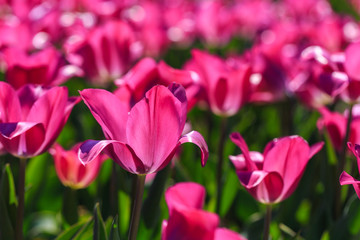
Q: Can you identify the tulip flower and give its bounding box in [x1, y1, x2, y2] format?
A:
[50, 143, 105, 189]
[114, 57, 201, 110]
[66, 20, 141, 86]
[340, 143, 360, 198]
[185, 49, 251, 117]
[229, 132, 323, 204]
[79, 83, 208, 174]
[3, 47, 82, 89]
[162, 182, 246, 240]
[0, 82, 80, 158]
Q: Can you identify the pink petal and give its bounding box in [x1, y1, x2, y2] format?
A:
[0, 82, 22, 122]
[80, 88, 129, 141]
[0, 122, 43, 139]
[126, 85, 185, 173]
[230, 132, 257, 171]
[179, 131, 209, 167]
[348, 142, 360, 174]
[250, 171, 284, 203]
[339, 171, 360, 199]
[165, 182, 206, 213]
[163, 208, 219, 240]
[79, 139, 145, 174]
[309, 142, 324, 159]
[345, 42, 360, 81]
[215, 228, 247, 240]
[236, 170, 270, 189]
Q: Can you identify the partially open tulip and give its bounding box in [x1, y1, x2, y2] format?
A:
[230, 133, 323, 204]
[162, 182, 246, 240]
[114, 58, 201, 110]
[340, 143, 360, 198]
[3, 47, 82, 89]
[50, 143, 105, 189]
[184, 49, 251, 116]
[79, 83, 208, 175]
[0, 82, 79, 158]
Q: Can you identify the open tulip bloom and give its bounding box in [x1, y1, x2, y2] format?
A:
[340, 143, 360, 198]
[229, 132, 323, 204]
[162, 182, 247, 240]
[78, 83, 208, 175]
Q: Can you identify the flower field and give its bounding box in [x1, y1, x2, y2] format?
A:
[1, 0, 360, 239]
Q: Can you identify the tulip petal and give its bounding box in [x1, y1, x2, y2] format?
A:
[179, 131, 209, 167]
[345, 42, 360, 81]
[215, 228, 246, 240]
[236, 170, 270, 188]
[163, 208, 219, 240]
[348, 142, 360, 174]
[80, 88, 129, 141]
[79, 139, 145, 174]
[165, 182, 206, 213]
[126, 85, 184, 172]
[309, 142, 324, 159]
[339, 171, 360, 199]
[0, 81, 22, 122]
[230, 132, 257, 170]
[0, 122, 43, 139]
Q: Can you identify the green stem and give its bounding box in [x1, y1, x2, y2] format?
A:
[335, 103, 354, 219]
[263, 204, 272, 240]
[215, 117, 228, 215]
[110, 161, 119, 216]
[15, 158, 27, 240]
[128, 174, 146, 240]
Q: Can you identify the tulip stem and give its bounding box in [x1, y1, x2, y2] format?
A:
[216, 117, 228, 215]
[263, 204, 272, 240]
[128, 174, 146, 240]
[15, 158, 27, 240]
[335, 103, 354, 218]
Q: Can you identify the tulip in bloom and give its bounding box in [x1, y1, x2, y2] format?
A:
[114, 57, 201, 110]
[162, 182, 246, 240]
[184, 49, 251, 116]
[230, 133, 323, 203]
[79, 83, 208, 174]
[51, 143, 105, 189]
[340, 143, 360, 198]
[3, 47, 82, 89]
[0, 82, 79, 158]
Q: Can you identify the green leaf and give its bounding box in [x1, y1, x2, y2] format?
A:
[219, 169, 238, 216]
[118, 190, 130, 236]
[109, 216, 121, 240]
[0, 164, 17, 240]
[93, 202, 108, 240]
[56, 218, 91, 240]
[324, 131, 337, 165]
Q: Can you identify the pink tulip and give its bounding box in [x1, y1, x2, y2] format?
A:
[184, 49, 251, 116]
[340, 143, 360, 198]
[0, 82, 79, 158]
[162, 182, 246, 240]
[2, 47, 82, 89]
[317, 107, 360, 151]
[66, 20, 141, 86]
[230, 133, 323, 204]
[78, 83, 208, 175]
[114, 58, 201, 110]
[51, 143, 105, 189]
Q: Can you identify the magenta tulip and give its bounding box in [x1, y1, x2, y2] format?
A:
[162, 182, 246, 240]
[3, 47, 82, 89]
[185, 49, 251, 116]
[78, 83, 208, 175]
[50, 143, 105, 189]
[0, 82, 79, 158]
[340, 143, 360, 198]
[230, 133, 323, 204]
[114, 58, 201, 110]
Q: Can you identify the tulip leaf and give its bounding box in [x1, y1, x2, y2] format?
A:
[56, 219, 90, 240]
[118, 190, 130, 236]
[25, 154, 49, 208]
[109, 216, 121, 240]
[142, 165, 170, 228]
[0, 164, 17, 240]
[93, 202, 108, 240]
[324, 131, 337, 165]
[219, 169, 238, 217]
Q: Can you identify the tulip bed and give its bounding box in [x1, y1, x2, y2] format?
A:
[2, 0, 360, 240]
